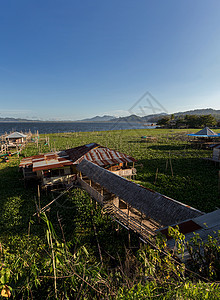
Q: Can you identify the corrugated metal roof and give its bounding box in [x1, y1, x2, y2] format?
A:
[74, 147, 136, 166]
[19, 151, 73, 171]
[19, 144, 136, 171]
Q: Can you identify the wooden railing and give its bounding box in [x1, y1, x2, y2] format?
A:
[111, 168, 136, 177]
[43, 174, 76, 186]
[103, 204, 156, 239]
[77, 177, 105, 204]
[77, 176, 157, 242]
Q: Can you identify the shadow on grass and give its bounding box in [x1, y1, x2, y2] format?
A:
[127, 140, 157, 144]
[146, 144, 191, 151]
[135, 157, 219, 213]
[0, 164, 79, 240]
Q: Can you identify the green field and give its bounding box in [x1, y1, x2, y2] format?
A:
[0, 128, 220, 299]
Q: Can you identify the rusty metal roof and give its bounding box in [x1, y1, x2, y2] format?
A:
[19, 151, 73, 172]
[74, 147, 136, 166]
[19, 143, 136, 171]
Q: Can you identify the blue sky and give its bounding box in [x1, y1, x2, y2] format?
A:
[0, 0, 220, 120]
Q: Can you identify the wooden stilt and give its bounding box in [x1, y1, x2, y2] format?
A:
[154, 168, 158, 184]
[128, 230, 131, 248]
[218, 170, 220, 197]
[38, 184, 41, 211]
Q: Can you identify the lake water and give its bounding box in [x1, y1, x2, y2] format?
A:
[0, 121, 156, 135]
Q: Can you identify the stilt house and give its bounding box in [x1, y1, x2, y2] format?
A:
[19, 143, 136, 188]
[6, 132, 27, 148]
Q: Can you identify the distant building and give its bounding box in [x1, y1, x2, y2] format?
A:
[6, 132, 27, 147]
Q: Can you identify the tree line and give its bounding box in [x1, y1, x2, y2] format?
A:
[157, 114, 220, 128]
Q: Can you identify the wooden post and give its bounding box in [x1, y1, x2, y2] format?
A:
[128, 230, 131, 248]
[140, 212, 143, 235]
[165, 159, 168, 171]
[154, 168, 158, 184]
[169, 152, 173, 176]
[218, 170, 220, 197]
[34, 196, 40, 224]
[127, 205, 131, 227]
[38, 184, 41, 211]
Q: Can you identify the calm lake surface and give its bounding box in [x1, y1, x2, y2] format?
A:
[0, 122, 155, 135]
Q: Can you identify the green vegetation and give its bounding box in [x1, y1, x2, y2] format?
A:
[157, 114, 218, 128]
[0, 128, 220, 298]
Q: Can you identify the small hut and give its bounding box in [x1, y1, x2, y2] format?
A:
[6, 132, 27, 147]
[187, 127, 219, 148]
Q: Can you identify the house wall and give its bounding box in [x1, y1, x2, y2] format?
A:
[41, 166, 76, 186]
[7, 138, 24, 144]
[213, 148, 220, 161]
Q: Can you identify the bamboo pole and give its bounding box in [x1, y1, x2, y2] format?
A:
[169, 152, 173, 176]
[218, 170, 220, 197]
[154, 168, 158, 184]
[38, 184, 41, 211]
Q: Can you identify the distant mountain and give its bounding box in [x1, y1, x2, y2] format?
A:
[0, 117, 37, 122]
[110, 113, 168, 123]
[1, 108, 220, 123]
[78, 115, 117, 122]
[110, 108, 220, 123]
[174, 108, 220, 118]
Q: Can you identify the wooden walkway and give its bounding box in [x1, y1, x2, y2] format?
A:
[76, 160, 220, 261]
[78, 176, 167, 242]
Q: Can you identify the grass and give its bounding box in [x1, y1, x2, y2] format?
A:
[45, 128, 220, 212]
[1, 128, 220, 236]
[0, 128, 220, 298]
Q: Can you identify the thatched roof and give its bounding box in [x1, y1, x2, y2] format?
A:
[77, 160, 203, 227]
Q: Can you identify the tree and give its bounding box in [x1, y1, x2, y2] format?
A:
[199, 114, 217, 127]
[157, 116, 170, 127]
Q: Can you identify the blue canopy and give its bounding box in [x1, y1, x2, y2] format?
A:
[187, 127, 218, 137]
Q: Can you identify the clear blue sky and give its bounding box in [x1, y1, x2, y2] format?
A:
[0, 0, 220, 120]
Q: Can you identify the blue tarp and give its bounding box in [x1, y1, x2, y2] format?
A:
[187, 127, 219, 137]
[187, 134, 218, 137]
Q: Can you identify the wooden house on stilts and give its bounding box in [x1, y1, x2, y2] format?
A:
[19, 143, 220, 257]
[19, 143, 136, 189]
